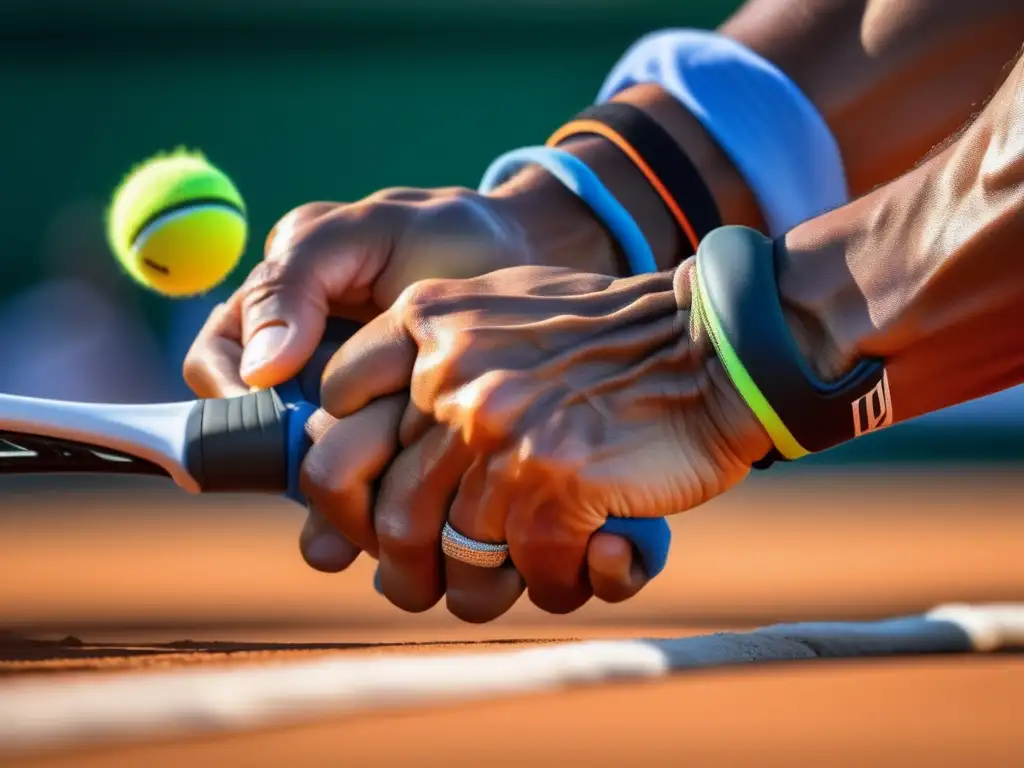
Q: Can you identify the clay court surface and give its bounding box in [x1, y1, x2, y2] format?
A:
[2, 468, 1023, 766]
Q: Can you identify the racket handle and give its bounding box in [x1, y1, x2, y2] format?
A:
[187, 319, 672, 579]
[183, 319, 365, 493]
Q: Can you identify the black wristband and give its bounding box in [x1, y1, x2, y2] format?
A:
[550, 102, 723, 251]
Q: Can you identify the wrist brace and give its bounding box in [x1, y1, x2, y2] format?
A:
[691, 226, 891, 466]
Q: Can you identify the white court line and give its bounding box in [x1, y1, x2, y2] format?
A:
[927, 603, 1024, 652]
[1, 604, 1022, 756]
[0, 640, 667, 755]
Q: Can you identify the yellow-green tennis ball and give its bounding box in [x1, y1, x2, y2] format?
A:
[107, 149, 247, 297]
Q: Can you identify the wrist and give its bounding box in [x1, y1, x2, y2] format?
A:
[774, 142, 952, 384]
[487, 77, 775, 276]
[773, 168, 916, 383]
[778, 55, 1024, 424]
[549, 84, 768, 270]
[486, 164, 622, 276]
[774, 221, 868, 384]
[773, 145, 983, 425]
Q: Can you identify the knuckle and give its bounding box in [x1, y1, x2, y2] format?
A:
[514, 433, 550, 475]
[505, 523, 536, 558]
[365, 186, 430, 205]
[463, 370, 522, 444]
[412, 189, 494, 235]
[239, 260, 317, 325]
[374, 506, 440, 557]
[300, 448, 358, 503]
[411, 333, 474, 417]
[265, 202, 335, 257]
[397, 280, 457, 347]
[518, 416, 588, 476]
[241, 258, 292, 296]
[399, 278, 449, 314]
[180, 350, 207, 392]
[266, 203, 379, 270]
[483, 454, 514, 493]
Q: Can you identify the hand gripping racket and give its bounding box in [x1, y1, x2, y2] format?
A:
[0, 319, 672, 578]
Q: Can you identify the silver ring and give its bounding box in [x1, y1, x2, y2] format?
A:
[441, 521, 509, 568]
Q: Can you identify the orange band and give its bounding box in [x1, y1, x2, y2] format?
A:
[548, 120, 701, 253]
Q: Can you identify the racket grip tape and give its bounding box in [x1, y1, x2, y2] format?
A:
[183, 319, 365, 493]
[184, 389, 291, 493]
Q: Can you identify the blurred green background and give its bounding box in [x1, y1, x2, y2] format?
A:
[1, 0, 1022, 462]
[0, 0, 740, 321]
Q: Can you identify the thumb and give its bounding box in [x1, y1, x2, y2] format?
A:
[238, 260, 329, 390]
[235, 201, 407, 387]
[237, 203, 391, 389]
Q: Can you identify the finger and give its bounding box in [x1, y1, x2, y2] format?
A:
[397, 396, 432, 448]
[374, 426, 473, 613]
[299, 395, 406, 557]
[501, 441, 595, 615]
[240, 205, 396, 389]
[300, 407, 373, 571]
[433, 369, 532, 454]
[435, 369, 573, 459]
[444, 456, 525, 624]
[586, 532, 649, 604]
[299, 504, 362, 573]
[182, 299, 249, 398]
[319, 307, 416, 419]
[237, 258, 330, 390]
[303, 407, 336, 444]
[508, 497, 593, 615]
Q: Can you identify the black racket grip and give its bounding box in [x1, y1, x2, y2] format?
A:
[184, 318, 364, 493]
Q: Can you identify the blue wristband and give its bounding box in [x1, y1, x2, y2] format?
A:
[598, 29, 848, 236]
[478, 145, 658, 275]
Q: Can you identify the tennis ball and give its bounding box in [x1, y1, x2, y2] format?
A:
[107, 148, 247, 297]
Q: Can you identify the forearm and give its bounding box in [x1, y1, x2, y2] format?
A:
[778, 51, 1024, 424]
[492, 0, 1024, 278]
[723, 0, 1024, 196]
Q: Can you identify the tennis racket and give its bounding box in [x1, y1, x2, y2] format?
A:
[0, 318, 672, 578]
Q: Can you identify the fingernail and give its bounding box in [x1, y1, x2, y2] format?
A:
[241, 325, 289, 379]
